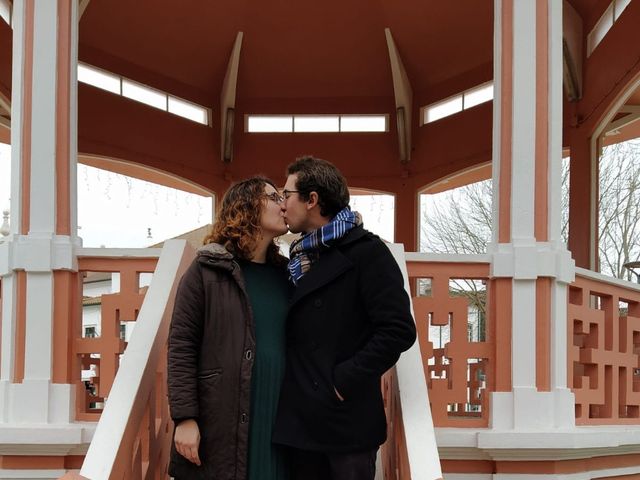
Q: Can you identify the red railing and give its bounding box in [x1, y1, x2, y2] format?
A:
[75, 255, 159, 421]
[58, 247, 640, 479]
[568, 268, 640, 425]
[406, 256, 494, 428]
[380, 367, 411, 480]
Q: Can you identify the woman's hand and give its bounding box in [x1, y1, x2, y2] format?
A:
[174, 419, 202, 466]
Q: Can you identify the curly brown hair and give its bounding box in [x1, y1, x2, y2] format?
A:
[203, 176, 286, 266]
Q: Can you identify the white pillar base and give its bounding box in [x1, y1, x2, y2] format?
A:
[0, 422, 94, 455]
[491, 387, 576, 430]
[0, 380, 76, 424]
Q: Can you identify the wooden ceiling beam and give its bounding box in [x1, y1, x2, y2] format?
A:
[385, 28, 413, 164]
[562, 0, 583, 101]
[220, 32, 243, 163]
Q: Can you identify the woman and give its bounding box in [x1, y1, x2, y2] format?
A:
[168, 176, 290, 480]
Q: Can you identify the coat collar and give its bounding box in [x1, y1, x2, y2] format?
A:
[197, 242, 233, 260]
[196, 243, 254, 313]
[334, 224, 368, 247]
[289, 225, 368, 307]
[197, 243, 235, 270]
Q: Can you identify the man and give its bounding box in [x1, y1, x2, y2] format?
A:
[273, 156, 416, 480]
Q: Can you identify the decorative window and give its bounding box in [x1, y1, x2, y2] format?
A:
[246, 114, 388, 133]
[587, 0, 632, 56]
[421, 82, 494, 124]
[78, 63, 210, 125]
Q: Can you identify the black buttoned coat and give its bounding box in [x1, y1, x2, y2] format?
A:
[273, 225, 416, 452]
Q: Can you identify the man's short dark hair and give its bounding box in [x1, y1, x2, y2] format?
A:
[286, 156, 350, 218]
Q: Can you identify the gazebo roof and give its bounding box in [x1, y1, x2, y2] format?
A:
[78, 1, 494, 107]
[0, 0, 638, 195]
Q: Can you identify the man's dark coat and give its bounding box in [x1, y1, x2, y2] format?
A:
[273, 225, 416, 452]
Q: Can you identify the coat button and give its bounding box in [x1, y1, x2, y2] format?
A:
[245, 349, 252, 360]
[240, 413, 248, 423]
[312, 380, 319, 390]
[310, 340, 318, 350]
[314, 299, 323, 308]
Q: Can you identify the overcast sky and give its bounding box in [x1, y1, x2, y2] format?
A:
[0, 143, 213, 247]
[0, 142, 394, 247]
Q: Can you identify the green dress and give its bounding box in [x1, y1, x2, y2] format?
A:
[240, 259, 290, 480]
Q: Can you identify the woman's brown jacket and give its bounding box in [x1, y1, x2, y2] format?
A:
[168, 243, 255, 480]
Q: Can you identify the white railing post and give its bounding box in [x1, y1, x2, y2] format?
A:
[383, 244, 443, 480]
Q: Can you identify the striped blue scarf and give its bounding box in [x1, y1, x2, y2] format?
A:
[288, 207, 363, 285]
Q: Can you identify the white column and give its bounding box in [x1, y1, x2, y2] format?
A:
[489, 0, 575, 431]
[0, 0, 81, 427]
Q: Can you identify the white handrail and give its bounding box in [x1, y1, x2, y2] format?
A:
[405, 251, 491, 264]
[389, 243, 444, 480]
[77, 247, 162, 258]
[575, 266, 640, 293]
[79, 240, 194, 480]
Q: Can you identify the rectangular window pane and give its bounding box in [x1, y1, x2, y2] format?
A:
[122, 80, 166, 110]
[614, 0, 632, 19]
[425, 96, 463, 123]
[340, 115, 387, 132]
[84, 326, 97, 338]
[588, 4, 614, 55]
[168, 96, 208, 124]
[464, 83, 493, 109]
[294, 115, 339, 132]
[247, 115, 293, 132]
[0, 2, 10, 26]
[78, 64, 121, 94]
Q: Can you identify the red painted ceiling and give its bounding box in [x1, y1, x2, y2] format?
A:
[78, 0, 494, 107]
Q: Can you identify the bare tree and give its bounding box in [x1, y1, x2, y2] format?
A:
[419, 140, 639, 346]
[419, 179, 494, 341]
[421, 179, 493, 255]
[420, 138, 640, 283]
[598, 139, 640, 281]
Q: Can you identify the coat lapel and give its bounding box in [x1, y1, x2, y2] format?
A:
[290, 247, 354, 307]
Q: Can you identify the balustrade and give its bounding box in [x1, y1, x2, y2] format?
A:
[74, 253, 159, 421]
[406, 255, 494, 427]
[568, 268, 640, 424]
[55, 249, 640, 479]
[380, 368, 411, 480]
[77, 241, 193, 479]
[398, 255, 640, 430]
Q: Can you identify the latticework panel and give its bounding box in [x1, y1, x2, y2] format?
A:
[120, 344, 173, 480]
[407, 261, 494, 427]
[568, 274, 640, 424]
[75, 257, 158, 421]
